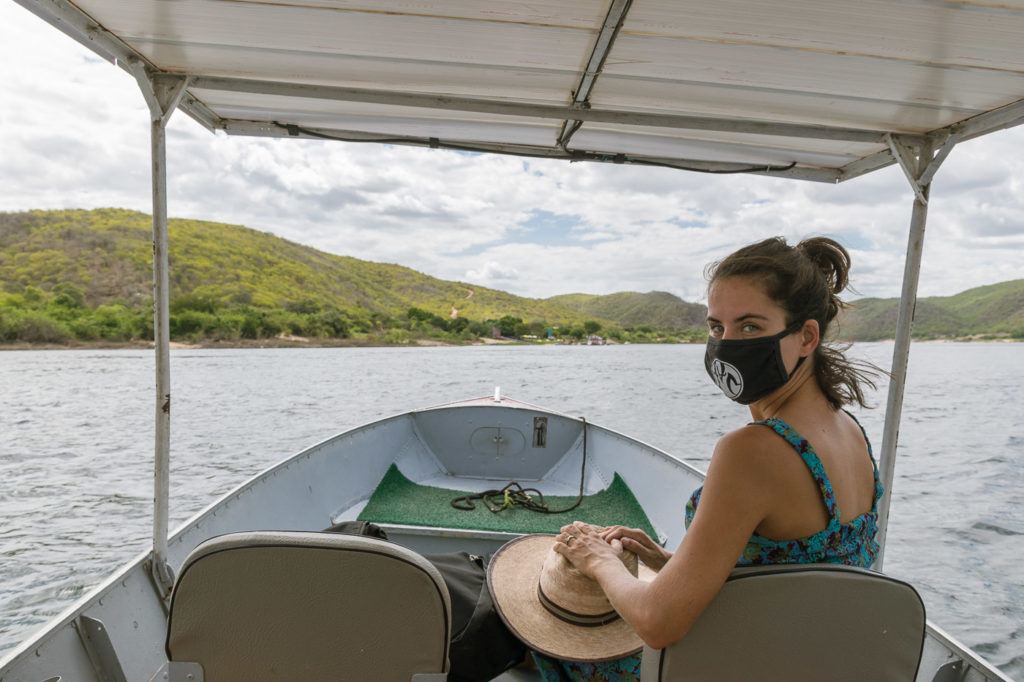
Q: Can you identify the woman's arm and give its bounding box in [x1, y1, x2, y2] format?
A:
[554, 427, 775, 649]
[600, 525, 673, 571]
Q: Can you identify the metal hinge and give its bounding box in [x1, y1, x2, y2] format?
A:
[75, 615, 128, 682]
[148, 661, 204, 682]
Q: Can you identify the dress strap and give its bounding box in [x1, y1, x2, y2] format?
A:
[752, 417, 842, 529]
[842, 410, 884, 512]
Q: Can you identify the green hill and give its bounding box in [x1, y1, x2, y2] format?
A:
[1, 209, 1020, 346]
[547, 291, 706, 329]
[837, 280, 1024, 341]
[0, 208, 587, 324]
[0, 208, 701, 345]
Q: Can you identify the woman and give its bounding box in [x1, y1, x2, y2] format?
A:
[537, 236, 883, 679]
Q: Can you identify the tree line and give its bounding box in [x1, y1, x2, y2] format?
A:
[0, 284, 704, 346]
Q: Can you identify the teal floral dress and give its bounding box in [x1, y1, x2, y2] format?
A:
[531, 415, 883, 681]
[686, 415, 883, 568]
[530, 657, 643, 682]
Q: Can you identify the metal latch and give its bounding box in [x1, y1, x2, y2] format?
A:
[533, 417, 548, 447]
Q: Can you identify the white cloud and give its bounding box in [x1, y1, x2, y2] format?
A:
[465, 261, 521, 285]
[2, 2, 1023, 305]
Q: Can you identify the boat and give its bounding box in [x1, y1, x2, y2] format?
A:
[3, 1, 1022, 680]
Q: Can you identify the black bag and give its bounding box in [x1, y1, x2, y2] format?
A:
[324, 522, 526, 682]
[323, 519, 389, 540]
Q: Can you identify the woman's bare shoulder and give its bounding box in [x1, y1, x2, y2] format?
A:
[714, 422, 790, 455]
[710, 423, 793, 476]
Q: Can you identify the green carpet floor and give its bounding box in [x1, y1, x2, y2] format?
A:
[358, 463, 656, 537]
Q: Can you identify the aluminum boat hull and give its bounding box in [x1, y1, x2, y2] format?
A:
[0, 396, 1010, 681]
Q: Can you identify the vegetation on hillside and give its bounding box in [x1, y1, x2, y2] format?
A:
[837, 280, 1024, 341]
[2, 209, 1020, 347]
[547, 291, 706, 329]
[0, 209, 703, 346]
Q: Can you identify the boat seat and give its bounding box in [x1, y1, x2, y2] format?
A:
[641, 563, 926, 682]
[161, 530, 451, 681]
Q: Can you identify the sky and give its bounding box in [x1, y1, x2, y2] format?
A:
[1, 3, 1022, 305]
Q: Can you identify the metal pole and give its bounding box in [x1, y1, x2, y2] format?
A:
[151, 113, 173, 596]
[874, 136, 935, 570]
[129, 64, 189, 598]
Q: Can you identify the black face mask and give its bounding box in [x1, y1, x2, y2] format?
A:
[704, 321, 804, 405]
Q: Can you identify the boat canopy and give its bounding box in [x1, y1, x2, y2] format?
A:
[17, 0, 1024, 181]
[14, 0, 1024, 584]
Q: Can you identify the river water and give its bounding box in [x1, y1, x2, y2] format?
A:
[1, 343, 1022, 677]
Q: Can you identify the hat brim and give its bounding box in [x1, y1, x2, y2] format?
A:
[486, 534, 656, 663]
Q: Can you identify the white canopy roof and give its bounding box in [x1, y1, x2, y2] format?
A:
[18, 0, 1024, 181]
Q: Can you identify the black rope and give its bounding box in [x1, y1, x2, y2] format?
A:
[626, 158, 798, 174]
[271, 121, 798, 175]
[451, 416, 588, 514]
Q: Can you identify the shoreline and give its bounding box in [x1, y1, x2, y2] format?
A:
[0, 335, 1019, 351]
[0, 335, 532, 351]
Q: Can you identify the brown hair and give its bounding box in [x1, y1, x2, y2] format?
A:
[706, 236, 881, 409]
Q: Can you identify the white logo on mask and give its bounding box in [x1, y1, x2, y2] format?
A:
[709, 358, 744, 400]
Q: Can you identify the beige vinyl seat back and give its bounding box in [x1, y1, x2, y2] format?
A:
[641, 564, 926, 682]
[164, 530, 451, 682]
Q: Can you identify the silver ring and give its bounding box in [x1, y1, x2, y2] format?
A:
[566, 536, 575, 545]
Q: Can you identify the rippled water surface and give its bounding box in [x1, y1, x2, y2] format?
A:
[1, 343, 1022, 677]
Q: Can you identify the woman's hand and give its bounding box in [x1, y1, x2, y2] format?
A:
[552, 521, 624, 580]
[600, 525, 672, 571]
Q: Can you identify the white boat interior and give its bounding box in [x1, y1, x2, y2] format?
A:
[4, 395, 709, 681]
[1, 395, 1012, 681]
[3, 0, 1022, 680]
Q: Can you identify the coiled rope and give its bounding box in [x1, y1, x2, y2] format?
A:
[450, 416, 587, 514]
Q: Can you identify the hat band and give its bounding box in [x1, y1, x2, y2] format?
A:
[537, 584, 621, 627]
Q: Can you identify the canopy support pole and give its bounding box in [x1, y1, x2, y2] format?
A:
[874, 132, 953, 569]
[557, 0, 633, 149]
[129, 62, 189, 600]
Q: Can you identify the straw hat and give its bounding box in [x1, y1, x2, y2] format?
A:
[486, 533, 656, 662]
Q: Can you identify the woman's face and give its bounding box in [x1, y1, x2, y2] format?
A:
[707, 275, 805, 369]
